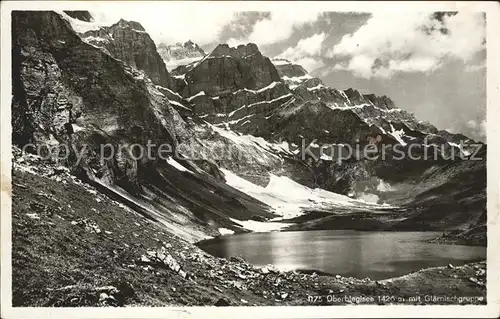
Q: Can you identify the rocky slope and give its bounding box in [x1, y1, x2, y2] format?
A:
[176, 43, 283, 97]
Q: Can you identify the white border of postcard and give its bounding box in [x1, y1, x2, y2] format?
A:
[1, 1, 499, 318]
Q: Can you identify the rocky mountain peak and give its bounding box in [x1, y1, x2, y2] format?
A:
[80, 18, 174, 88]
[335, 88, 395, 110]
[176, 41, 281, 97]
[114, 18, 145, 31]
[63, 10, 93, 22]
[362, 93, 396, 110]
[272, 58, 309, 79]
[210, 43, 260, 58]
[183, 40, 203, 52]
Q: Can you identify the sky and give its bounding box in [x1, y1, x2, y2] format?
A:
[90, 9, 487, 142]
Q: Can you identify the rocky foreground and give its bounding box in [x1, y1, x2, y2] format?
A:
[11, 164, 486, 307]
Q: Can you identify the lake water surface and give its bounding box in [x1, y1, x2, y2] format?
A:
[198, 230, 486, 280]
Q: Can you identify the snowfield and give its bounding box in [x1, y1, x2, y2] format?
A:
[230, 218, 292, 233]
[389, 123, 407, 146]
[221, 169, 361, 220]
[57, 11, 110, 33]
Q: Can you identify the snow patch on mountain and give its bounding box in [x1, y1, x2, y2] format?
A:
[186, 91, 206, 102]
[307, 84, 328, 91]
[169, 100, 190, 110]
[389, 123, 407, 146]
[448, 142, 472, 156]
[155, 85, 182, 98]
[209, 124, 293, 157]
[339, 90, 351, 104]
[164, 57, 202, 71]
[271, 59, 293, 66]
[281, 74, 314, 89]
[246, 94, 293, 108]
[166, 157, 191, 172]
[221, 168, 359, 219]
[358, 193, 380, 204]
[230, 218, 292, 232]
[232, 81, 283, 95]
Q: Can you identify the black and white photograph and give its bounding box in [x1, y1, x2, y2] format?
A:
[1, 1, 499, 318]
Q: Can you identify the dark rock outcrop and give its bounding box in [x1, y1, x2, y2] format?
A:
[180, 43, 281, 97]
[272, 59, 308, 78]
[362, 93, 395, 110]
[63, 11, 93, 22]
[81, 19, 174, 88]
[12, 11, 183, 147]
[272, 101, 383, 146]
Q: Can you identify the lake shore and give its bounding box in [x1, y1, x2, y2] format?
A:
[273, 208, 487, 248]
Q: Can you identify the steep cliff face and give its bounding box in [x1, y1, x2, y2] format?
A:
[12, 12, 183, 147]
[79, 18, 174, 88]
[179, 43, 281, 97]
[272, 59, 308, 78]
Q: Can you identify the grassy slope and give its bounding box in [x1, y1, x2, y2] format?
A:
[11, 169, 486, 306]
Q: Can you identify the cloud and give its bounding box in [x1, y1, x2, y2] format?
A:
[219, 12, 270, 43]
[328, 12, 486, 78]
[248, 11, 321, 45]
[283, 32, 326, 56]
[465, 62, 486, 72]
[295, 57, 325, 73]
[276, 32, 327, 72]
[90, 8, 321, 50]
